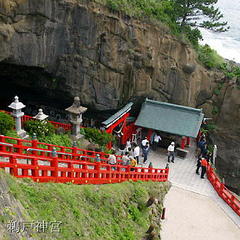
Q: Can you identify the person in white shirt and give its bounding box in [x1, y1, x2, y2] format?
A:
[141, 137, 149, 147]
[133, 143, 140, 164]
[125, 139, 131, 151]
[153, 134, 162, 150]
[108, 150, 117, 169]
[122, 152, 130, 166]
[167, 142, 175, 163]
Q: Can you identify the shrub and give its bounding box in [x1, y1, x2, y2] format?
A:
[81, 128, 116, 148]
[38, 134, 72, 147]
[198, 44, 225, 69]
[212, 106, 219, 115]
[220, 62, 240, 81]
[5, 130, 20, 144]
[0, 112, 14, 135]
[24, 120, 55, 138]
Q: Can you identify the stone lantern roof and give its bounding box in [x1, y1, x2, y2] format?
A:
[33, 109, 48, 121]
[8, 96, 26, 110]
[65, 97, 87, 114]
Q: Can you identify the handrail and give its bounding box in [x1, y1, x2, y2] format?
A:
[0, 135, 123, 163]
[0, 151, 169, 185]
[207, 164, 240, 216]
[0, 142, 13, 147]
[26, 148, 72, 156]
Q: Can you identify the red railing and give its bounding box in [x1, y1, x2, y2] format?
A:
[0, 110, 72, 131]
[0, 137, 169, 184]
[207, 165, 240, 216]
[0, 135, 123, 164]
[0, 152, 168, 184]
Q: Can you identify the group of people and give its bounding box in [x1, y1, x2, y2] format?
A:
[124, 137, 150, 165]
[195, 134, 212, 179]
[105, 130, 212, 180]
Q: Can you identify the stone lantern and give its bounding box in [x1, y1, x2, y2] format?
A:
[65, 97, 87, 139]
[33, 109, 48, 122]
[8, 96, 27, 138]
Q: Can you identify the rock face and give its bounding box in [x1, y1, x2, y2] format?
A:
[0, 0, 239, 193]
[212, 85, 240, 194]
[0, 0, 219, 111]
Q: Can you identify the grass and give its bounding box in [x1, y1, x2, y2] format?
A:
[1, 171, 170, 240]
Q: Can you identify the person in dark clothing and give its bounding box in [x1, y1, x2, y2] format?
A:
[196, 157, 201, 175]
[200, 157, 208, 179]
[206, 151, 213, 163]
[142, 142, 150, 163]
[201, 145, 208, 157]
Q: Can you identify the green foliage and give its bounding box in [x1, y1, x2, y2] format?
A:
[96, 0, 228, 46]
[2, 170, 170, 240]
[24, 120, 55, 138]
[0, 112, 14, 135]
[183, 26, 203, 47]
[207, 144, 214, 153]
[173, 0, 229, 32]
[38, 134, 72, 147]
[205, 123, 217, 132]
[4, 130, 20, 144]
[197, 44, 225, 69]
[212, 106, 219, 115]
[81, 127, 116, 147]
[99, 0, 179, 33]
[220, 63, 240, 83]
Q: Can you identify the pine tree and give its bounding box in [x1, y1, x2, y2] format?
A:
[172, 0, 229, 32]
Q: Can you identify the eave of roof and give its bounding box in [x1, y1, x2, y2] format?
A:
[135, 99, 204, 138]
[102, 102, 133, 128]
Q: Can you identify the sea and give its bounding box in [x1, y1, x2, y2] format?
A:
[200, 0, 240, 63]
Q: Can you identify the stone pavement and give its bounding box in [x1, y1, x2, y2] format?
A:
[140, 142, 240, 232]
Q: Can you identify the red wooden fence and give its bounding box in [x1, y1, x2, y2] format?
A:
[207, 165, 240, 216]
[0, 139, 169, 185]
[0, 136, 123, 163]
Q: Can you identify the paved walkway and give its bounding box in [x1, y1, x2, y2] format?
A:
[140, 143, 240, 239]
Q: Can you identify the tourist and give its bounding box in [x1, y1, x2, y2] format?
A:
[148, 162, 153, 168]
[122, 152, 130, 166]
[142, 142, 150, 163]
[125, 139, 131, 151]
[141, 137, 149, 149]
[200, 157, 208, 179]
[196, 156, 201, 175]
[206, 151, 213, 163]
[129, 156, 137, 171]
[133, 143, 140, 164]
[153, 133, 162, 150]
[108, 150, 117, 170]
[167, 142, 175, 163]
[95, 154, 101, 163]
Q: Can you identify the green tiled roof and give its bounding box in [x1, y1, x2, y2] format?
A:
[102, 102, 133, 128]
[135, 99, 204, 138]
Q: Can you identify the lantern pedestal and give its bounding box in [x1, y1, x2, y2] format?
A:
[66, 97, 87, 140]
[8, 96, 28, 138]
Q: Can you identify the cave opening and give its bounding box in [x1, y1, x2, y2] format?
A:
[0, 62, 74, 122]
[0, 62, 120, 125]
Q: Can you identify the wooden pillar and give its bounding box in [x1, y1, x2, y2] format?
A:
[181, 137, 186, 149]
[106, 126, 113, 149]
[186, 137, 190, 146]
[120, 113, 129, 145]
[147, 129, 154, 141]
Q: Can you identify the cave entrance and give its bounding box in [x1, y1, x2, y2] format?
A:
[0, 62, 73, 122]
[0, 62, 118, 125]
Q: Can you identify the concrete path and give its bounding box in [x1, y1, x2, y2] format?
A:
[140, 142, 240, 239]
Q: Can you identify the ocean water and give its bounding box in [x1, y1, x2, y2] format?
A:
[200, 0, 240, 63]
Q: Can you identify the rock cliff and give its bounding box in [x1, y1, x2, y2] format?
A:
[0, 0, 220, 110]
[0, 0, 239, 193]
